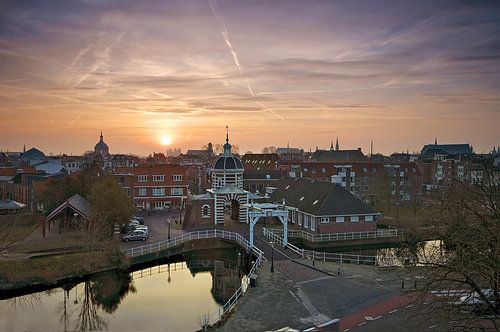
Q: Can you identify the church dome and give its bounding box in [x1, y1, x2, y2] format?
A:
[212, 126, 243, 171]
[213, 155, 243, 170]
[94, 131, 109, 156]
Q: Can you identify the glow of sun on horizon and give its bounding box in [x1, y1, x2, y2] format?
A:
[160, 135, 172, 146]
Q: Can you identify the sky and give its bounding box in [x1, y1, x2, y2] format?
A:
[0, 0, 499, 156]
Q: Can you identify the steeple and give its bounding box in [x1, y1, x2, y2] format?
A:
[100, 130, 104, 141]
[23, 144, 26, 153]
[335, 138, 339, 151]
[330, 141, 334, 150]
[223, 125, 232, 154]
[434, 137, 437, 145]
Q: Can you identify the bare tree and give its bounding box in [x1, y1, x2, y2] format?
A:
[408, 161, 500, 331]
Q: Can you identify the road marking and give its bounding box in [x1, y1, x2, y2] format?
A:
[364, 316, 373, 320]
[358, 322, 366, 327]
[428, 325, 438, 329]
[297, 276, 334, 285]
[389, 309, 398, 314]
[344, 329, 350, 332]
[374, 315, 382, 320]
[405, 304, 414, 308]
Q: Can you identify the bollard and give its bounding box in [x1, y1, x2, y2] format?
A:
[414, 280, 417, 289]
[402, 280, 405, 289]
[337, 267, 341, 276]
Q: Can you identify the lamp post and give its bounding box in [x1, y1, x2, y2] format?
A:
[271, 242, 275, 273]
[167, 218, 171, 240]
[167, 262, 171, 283]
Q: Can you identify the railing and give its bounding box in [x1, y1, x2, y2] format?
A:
[206, 246, 264, 326]
[124, 229, 253, 258]
[263, 227, 405, 266]
[269, 228, 404, 243]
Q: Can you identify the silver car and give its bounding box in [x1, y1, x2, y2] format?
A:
[122, 229, 148, 242]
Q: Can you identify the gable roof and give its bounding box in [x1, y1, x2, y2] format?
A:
[45, 194, 93, 222]
[270, 178, 378, 216]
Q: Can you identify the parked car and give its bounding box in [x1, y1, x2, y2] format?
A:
[132, 216, 144, 224]
[129, 219, 141, 226]
[133, 225, 149, 235]
[455, 289, 497, 315]
[122, 229, 148, 242]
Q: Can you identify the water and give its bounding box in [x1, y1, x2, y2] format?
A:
[0, 249, 247, 332]
[301, 240, 444, 266]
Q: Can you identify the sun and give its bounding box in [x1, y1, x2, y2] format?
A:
[160, 135, 172, 146]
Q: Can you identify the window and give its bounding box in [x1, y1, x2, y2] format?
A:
[304, 168, 308, 172]
[336, 216, 344, 223]
[365, 215, 374, 222]
[202, 204, 210, 218]
[321, 168, 326, 173]
[138, 188, 147, 196]
[310, 218, 315, 231]
[171, 187, 183, 195]
[321, 217, 330, 224]
[351, 216, 359, 222]
[136, 202, 144, 208]
[137, 175, 148, 182]
[173, 175, 183, 181]
[152, 175, 164, 182]
[152, 187, 165, 196]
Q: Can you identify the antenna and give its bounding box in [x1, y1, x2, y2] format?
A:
[226, 125, 229, 144]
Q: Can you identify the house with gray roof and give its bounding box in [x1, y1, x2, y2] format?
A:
[269, 178, 380, 234]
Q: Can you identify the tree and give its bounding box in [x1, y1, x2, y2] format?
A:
[262, 146, 277, 154]
[88, 174, 134, 230]
[408, 161, 500, 331]
[38, 176, 83, 214]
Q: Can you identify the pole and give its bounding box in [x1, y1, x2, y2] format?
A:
[168, 218, 171, 240]
[271, 241, 275, 273]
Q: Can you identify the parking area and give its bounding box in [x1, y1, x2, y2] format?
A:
[120, 211, 186, 249]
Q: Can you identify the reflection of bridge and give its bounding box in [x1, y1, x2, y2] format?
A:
[131, 261, 209, 280]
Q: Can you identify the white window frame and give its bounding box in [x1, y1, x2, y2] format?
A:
[137, 175, 148, 182]
[138, 188, 147, 196]
[171, 187, 183, 195]
[152, 175, 165, 182]
[310, 217, 315, 231]
[320, 217, 330, 224]
[336, 216, 345, 223]
[202, 204, 211, 218]
[351, 216, 359, 222]
[173, 175, 183, 182]
[365, 215, 374, 222]
[152, 187, 165, 196]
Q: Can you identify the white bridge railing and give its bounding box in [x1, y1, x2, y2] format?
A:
[206, 245, 264, 326]
[263, 227, 405, 266]
[124, 229, 253, 258]
[269, 228, 404, 243]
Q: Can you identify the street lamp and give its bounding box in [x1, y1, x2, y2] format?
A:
[270, 241, 275, 273]
[167, 262, 171, 283]
[167, 218, 171, 240]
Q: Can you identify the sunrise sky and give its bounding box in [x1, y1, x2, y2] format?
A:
[1, 0, 499, 156]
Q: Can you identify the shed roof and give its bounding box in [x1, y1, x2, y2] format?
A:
[45, 194, 93, 222]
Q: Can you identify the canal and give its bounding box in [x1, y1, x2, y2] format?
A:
[0, 248, 249, 332]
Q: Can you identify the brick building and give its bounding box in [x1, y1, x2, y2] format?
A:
[269, 178, 381, 234]
[115, 164, 189, 210]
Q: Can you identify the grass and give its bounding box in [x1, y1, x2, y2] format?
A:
[0, 251, 115, 285]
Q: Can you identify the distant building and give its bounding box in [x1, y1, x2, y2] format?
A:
[309, 139, 367, 163]
[241, 153, 280, 171]
[276, 146, 304, 161]
[94, 131, 110, 157]
[20, 147, 47, 166]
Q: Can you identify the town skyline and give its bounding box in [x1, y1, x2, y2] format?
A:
[1, 0, 499, 155]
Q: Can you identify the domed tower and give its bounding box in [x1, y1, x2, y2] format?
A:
[212, 126, 243, 190]
[94, 131, 109, 157]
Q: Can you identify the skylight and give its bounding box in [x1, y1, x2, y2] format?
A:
[300, 196, 304, 201]
[312, 199, 318, 205]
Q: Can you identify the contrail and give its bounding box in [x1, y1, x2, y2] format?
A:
[208, 0, 285, 121]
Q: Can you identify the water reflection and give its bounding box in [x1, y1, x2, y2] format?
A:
[0, 249, 248, 332]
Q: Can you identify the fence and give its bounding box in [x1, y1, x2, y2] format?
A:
[271, 228, 404, 243]
[263, 227, 405, 266]
[124, 229, 253, 258]
[205, 245, 264, 326]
